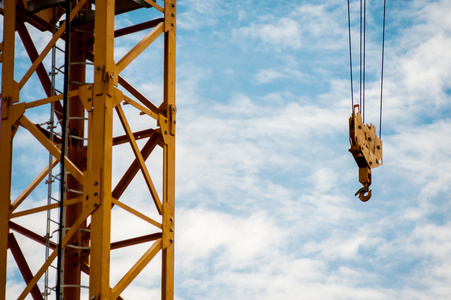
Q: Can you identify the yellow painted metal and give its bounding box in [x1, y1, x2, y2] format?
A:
[111, 239, 162, 299]
[111, 198, 162, 229]
[10, 158, 59, 212]
[116, 103, 163, 214]
[18, 115, 85, 183]
[116, 21, 164, 73]
[18, 0, 88, 90]
[162, 1, 177, 298]
[25, 90, 79, 109]
[123, 94, 160, 120]
[0, 1, 17, 295]
[142, 0, 164, 13]
[10, 198, 83, 219]
[0, 0, 177, 299]
[349, 104, 383, 201]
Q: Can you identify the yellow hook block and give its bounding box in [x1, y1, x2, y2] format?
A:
[349, 105, 383, 201]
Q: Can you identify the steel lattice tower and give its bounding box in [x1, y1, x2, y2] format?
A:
[0, 0, 176, 298]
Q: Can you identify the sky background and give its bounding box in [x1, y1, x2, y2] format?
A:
[2, 0, 451, 299]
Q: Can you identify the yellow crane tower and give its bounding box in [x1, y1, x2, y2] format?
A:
[0, 0, 176, 299]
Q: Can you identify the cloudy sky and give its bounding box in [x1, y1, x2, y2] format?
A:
[3, 0, 451, 299]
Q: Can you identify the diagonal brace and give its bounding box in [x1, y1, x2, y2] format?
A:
[115, 104, 162, 214]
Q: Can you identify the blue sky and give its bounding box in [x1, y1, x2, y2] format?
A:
[2, 0, 451, 299]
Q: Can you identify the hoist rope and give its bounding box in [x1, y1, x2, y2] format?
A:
[56, 0, 71, 298]
[362, 0, 367, 123]
[379, 0, 387, 138]
[359, 0, 363, 111]
[347, 0, 386, 136]
[347, 0, 354, 109]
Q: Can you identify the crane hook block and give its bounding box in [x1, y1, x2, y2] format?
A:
[349, 105, 383, 202]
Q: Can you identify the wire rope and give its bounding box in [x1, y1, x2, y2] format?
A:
[347, 0, 354, 110]
[359, 0, 363, 110]
[362, 0, 367, 123]
[379, 0, 387, 138]
[348, 0, 386, 134]
[56, 0, 71, 298]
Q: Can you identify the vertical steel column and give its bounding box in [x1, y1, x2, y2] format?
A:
[0, 0, 17, 296]
[64, 2, 89, 298]
[162, 1, 177, 299]
[88, 0, 115, 298]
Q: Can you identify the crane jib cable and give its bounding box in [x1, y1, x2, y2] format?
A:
[379, 0, 387, 138]
[347, 0, 354, 109]
[347, 0, 387, 138]
[56, 0, 71, 298]
[363, 0, 367, 123]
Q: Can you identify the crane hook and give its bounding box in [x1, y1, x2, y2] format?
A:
[354, 186, 372, 202]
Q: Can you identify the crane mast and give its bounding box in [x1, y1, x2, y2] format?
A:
[0, 0, 176, 299]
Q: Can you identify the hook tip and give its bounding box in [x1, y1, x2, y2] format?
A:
[355, 186, 372, 202]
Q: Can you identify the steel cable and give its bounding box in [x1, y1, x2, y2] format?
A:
[347, 0, 354, 109]
[379, 0, 387, 138]
[363, 0, 367, 123]
[359, 0, 363, 110]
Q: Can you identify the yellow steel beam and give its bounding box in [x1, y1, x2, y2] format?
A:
[17, 204, 97, 300]
[18, 0, 88, 90]
[10, 158, 59, 212]
[111, 239, 162, 299]
[122, 94, 160, 120]
[88, 0, 115, 298]
[25, 90, 79, 109]
[10, 197, 83, 219]
[142, 0, 164, 13]
[111, 198, 162, 229]
[116, 21, 164, 73]
[115, 104, 163, 214]
[0, 1, 17, 296]
[18, 115, 84, 184]
[118, 75, 163, 115]
[162, 0, 177, 298]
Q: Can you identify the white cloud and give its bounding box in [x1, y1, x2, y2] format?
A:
[233, 17, 301, 50]
[177, 0, 225, 30]
[254, 68, 305, 84]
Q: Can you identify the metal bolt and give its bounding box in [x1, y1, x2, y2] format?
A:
[172, 3, 175, 7]
[172, 13, 175, 17]
[110, 73, 114, 79]
[170, 217, 174, 222]
[94, 181, 98, 185]
[165, 119, 168, 123]
[94, 192, 98, 196]
[91, 295, 96, 300]
[96, 66, 101, 71]
[1, 97, 6, 102]
[173, 106, 176, 112]
[172, 23, 175, 27]
[165, 130, 168, 134]
[87, 97, 91, 102]
[170, 228, 173, 232]
[170, 238, 174, 242]
[93, 203, 98, 207]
